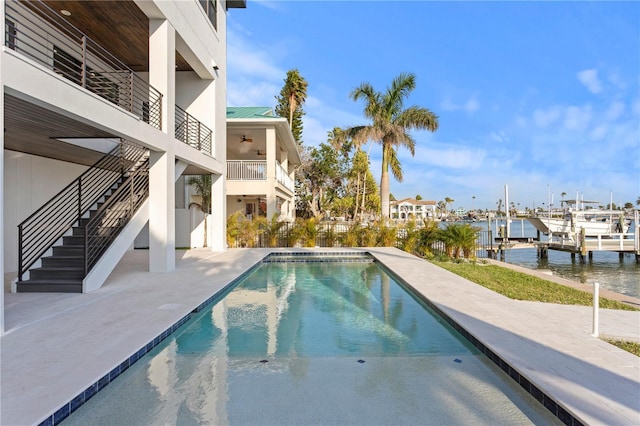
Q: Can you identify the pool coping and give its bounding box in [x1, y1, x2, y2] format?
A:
[2, 247, 638, 426]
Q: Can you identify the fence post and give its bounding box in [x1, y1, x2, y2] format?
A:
[592, 282, 599, 337]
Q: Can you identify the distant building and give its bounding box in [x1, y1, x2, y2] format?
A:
[225, 107, 301, 221]
[390, 198, 437, 220]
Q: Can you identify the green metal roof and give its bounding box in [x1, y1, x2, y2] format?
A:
[226, 107, 276, 119]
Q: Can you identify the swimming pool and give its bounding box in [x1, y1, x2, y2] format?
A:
[63, 254, 561, 425]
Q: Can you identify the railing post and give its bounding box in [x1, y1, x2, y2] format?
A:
[130, 171, 134, 213]
[18, 225, 24, 281]
[198, 121, 202, 151]
[84, 220, 89, 276]
[78, 179, 82, 221]
[80, 35, 87, 88]
[158, 95, 163, 130]
[129, 71, 134, 112]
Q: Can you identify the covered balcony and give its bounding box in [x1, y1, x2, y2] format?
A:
[4, 0, 215, 158]
[226, 107, 301, 221]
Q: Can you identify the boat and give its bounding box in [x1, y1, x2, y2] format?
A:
[527, 200, 630, 237]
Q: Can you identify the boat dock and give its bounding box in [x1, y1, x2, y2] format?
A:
[482, 211, 640, 263]
[536, 232, 640, 263]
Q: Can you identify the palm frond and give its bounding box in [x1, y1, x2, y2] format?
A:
[387, 147, 403, 182]
[396, 105, 439, 132]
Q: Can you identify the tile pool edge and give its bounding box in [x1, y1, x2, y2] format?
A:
[37, 248, 582, 426]
[371, 254, 585, 426]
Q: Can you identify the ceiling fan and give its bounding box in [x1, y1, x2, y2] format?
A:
[256, 150, 266, 156]
[240, 135, 253, 143]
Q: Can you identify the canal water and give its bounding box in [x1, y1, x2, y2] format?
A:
[476, 219, 639, 298]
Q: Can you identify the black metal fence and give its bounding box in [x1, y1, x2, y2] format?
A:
[228, 221, 493, 259]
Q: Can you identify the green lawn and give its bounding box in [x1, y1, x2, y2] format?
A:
[604, 339, 640, 357]
[430, 260, 638, 311]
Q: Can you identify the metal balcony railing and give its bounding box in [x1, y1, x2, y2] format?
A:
[175, 105, 213, 155]
[227, 160, 266, 180]
[4, 0, 162, 129]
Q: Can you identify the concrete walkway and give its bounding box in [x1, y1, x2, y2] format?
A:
[1, 248, 639, 425]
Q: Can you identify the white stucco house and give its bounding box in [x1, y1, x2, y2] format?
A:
[390, 198, 437, 220]
[226, 107, 300, 221]
[1, 0, 245, 332]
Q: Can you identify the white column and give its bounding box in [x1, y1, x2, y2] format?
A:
[148, 19, 176, 271]
[0, 19, 5, 333]
[210, 173, 226, 251]
[265, 128, 277, 219]
[149, 151, 175, 271]
[149, 19, 175, 134]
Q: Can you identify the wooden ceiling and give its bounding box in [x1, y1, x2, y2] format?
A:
[41, 1, 190, 72]
[4, 95, 115, 166]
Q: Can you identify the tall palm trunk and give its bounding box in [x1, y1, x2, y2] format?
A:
[354, 172, 361, 220]
[380, 144, 390, 218]
[380, 170, 390, 218]
[360, 172, 367, 220]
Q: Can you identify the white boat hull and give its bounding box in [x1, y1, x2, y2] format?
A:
[527, 215, 629, 237]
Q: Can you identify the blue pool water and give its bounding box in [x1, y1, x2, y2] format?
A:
[64, 256, 560, 425]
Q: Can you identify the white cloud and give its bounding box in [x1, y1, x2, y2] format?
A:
[465, 97, 480, 113]
[577, 69, 603, 94]
[533, 106, 562, 128]
[605, 101, 625, 121]
[440, 95, 479, 113]
[489, 130, 509, 143]
[440, 96, 458, 111]
[563, 105, 592, 131]
[228, 78, 280, 107]
[412, 145, 486, 169]
[589, 125, 607, 141]
[227, 37, 283, 81]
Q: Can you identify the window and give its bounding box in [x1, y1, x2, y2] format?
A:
[5, 19, 17, 50]
[199, 0, 217, 30]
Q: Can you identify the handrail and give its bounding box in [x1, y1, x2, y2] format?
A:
[175, 105, 212, 155]
[84, 159, 149, 274]
[227, 160, 267, 180]
[276, 161, 294, 191]
[17, 140, 146, 280]
[4, 0, 162, 129]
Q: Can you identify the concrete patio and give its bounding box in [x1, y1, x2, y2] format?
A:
[1, 247, 639, 425]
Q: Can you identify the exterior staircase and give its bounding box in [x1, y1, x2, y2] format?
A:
[15, 141, 149, 293]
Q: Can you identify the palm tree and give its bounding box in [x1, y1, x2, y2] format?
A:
[277, 69, 308, 130]
[444, 197, 454, 216]
[188, 175, 211, 247]
[347, 72, 438, 218]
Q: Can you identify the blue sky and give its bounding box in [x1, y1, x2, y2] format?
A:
[226, 1, 640, 211]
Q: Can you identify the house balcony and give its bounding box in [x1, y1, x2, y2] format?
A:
[175, 105, 212, 156]
[227, 160, 294, 193]
[4, 0, 162, 129]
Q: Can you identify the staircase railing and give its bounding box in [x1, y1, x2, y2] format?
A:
[84, 159, 149, 274]
[18, 140, 147, 280]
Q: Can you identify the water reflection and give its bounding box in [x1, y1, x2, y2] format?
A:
[64, 261, 555, 426]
